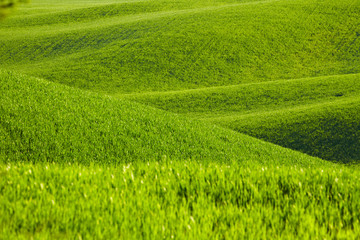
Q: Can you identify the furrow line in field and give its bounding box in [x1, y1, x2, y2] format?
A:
[201, 96, 360, 122]
[116, 72, 360, 98]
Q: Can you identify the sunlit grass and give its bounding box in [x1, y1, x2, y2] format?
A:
[1, 0, 360, 238]
[122, 73, 360, 162]
[1, 0, 359, 93]
[1, 160, 359, 239]
[1, 70, 324, 166]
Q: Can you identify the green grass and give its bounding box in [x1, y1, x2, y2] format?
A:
[1, 0, 359, 94]
[4, 69, 354, 239]
[0, 0, 266, 27]
[1, 160, 360, 239]
[121, 73, 360, 118]
[216, 97, 360, 163]
[1, 0, 360, 238]
[1, 69, 325, 166]
[1, 0, 358, 162]
[121, 73, 360, 162]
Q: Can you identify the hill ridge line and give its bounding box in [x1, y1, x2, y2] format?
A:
[116, 72, 360, 97]
[202, 96, 360, 121]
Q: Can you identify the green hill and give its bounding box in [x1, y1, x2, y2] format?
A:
[1, 0, 360, 238]
[218, 97, 360, 163]
[1, 69, 326, 166]
[1, 0, 359, 94]
[122, 73, 360, 118]
[1, 0, 359, 163]
[122, 73, 360, 162]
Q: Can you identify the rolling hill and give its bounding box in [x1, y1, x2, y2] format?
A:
[1, 0, 360, 238]
[1, 0, 359, 163]
[1, 69, 326, 166]
[1, 0, 359, 94]
[122, 73, 360, 162]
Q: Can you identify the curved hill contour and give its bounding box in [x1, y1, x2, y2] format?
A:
[0, 0, 359, 94]
[122, 73, 360, 162]
[0, 70, 328, 166]
[1, 1, 360, 238]
[1, 0, 359, 163]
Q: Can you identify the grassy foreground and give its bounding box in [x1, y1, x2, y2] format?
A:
[1, 161, 360, 239]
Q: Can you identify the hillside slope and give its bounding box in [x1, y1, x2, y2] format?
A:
[122, 74, 360, 162]
[217, 97, 360, 163]
[0, 0, 359, 94]
[1, 1, 360, 238]
[1, 0, 359, 163]
[0, 70, 327, 166]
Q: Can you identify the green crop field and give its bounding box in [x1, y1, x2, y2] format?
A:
[1, 0, 360, 238]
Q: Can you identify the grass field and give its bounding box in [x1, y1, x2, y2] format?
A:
[1, 161, 360, 239]
[1, 0, 360, 238]
[123, 73, 360, 162]
[2, 70, 321, 166]
[1, 0, 359, 93]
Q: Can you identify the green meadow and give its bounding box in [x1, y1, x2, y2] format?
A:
[1, 0, 360, 238]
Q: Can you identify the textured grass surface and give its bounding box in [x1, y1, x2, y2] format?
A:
[1, 0, 358, 162]
[122, 73, 360, 118]
[217, 97, 360, 163]
[123, 73, 360, 162]
[1, 160, 360, 239]
[1, 0, 359, 94]
[1, 70, 324, 166]
[1, 0, 360, 238]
